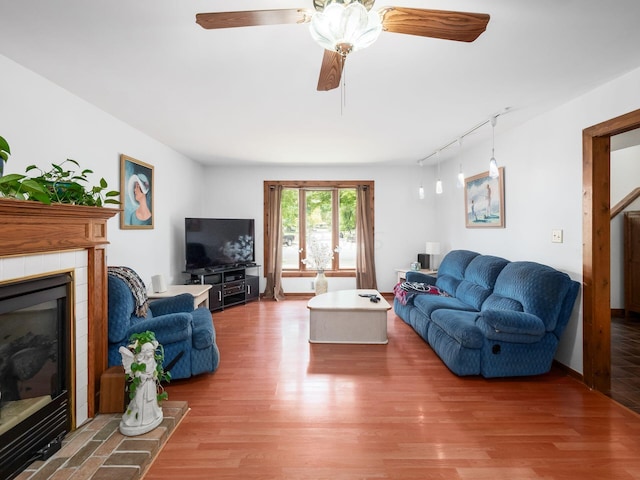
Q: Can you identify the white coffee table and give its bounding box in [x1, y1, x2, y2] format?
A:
[148, 284, 212, 309]
[307, 289, 391, 344]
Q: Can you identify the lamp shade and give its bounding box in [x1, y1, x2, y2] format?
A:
[309, 2, 382, 55]
[489, 156, 499, 178]
[425, 242, 441, 255]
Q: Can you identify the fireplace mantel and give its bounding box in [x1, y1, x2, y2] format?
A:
[0, 198, 119, 417]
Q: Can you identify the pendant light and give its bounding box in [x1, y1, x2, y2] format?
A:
[435, 151, 443, 195]
[456, 137, 465, 188]
[488, 116, 499, 178]
[418, 160, 425, 200]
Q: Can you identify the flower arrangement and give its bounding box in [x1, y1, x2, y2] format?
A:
[301, 237, 335, 272]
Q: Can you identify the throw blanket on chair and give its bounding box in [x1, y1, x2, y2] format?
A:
[108, 266, 149, 317]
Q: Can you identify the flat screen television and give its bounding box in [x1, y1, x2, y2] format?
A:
[185, 218, 255, 271]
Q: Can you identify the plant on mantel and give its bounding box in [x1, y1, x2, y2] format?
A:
[0, 135, 120, 206]
[0, 135, 10, 176]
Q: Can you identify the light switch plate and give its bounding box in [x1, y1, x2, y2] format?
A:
[552, 229, 563, 243]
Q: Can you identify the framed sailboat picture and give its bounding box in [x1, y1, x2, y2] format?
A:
[464, 167, 505, 228]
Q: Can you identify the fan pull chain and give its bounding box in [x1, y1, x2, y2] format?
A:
[341, 56, 347, 116]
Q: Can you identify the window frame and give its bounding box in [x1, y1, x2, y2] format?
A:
[263, 180, 374, 278]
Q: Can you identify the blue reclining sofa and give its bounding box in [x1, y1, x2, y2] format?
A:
[394, 250, 580, 378]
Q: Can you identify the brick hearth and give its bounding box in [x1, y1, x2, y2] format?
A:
[16, 401, 188, 480]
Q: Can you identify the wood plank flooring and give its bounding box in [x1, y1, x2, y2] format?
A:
[144, 298, 640, 480]
[611, 314, 640, 413]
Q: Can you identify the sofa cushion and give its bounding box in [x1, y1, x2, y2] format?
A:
[430, 310, 484, 349]
[476, 310, 545, 343]
[486, 261, 574, 332]
[191, 308, 215, 349]
[413, 294, 476, 319]
[455, 255, 509, 310]
[482, 295, 524, 312]
[434, 249, 479, 296]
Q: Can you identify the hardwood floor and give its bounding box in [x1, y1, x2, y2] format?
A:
[611, 314, 640, 414]
[145, 298, 640, 480]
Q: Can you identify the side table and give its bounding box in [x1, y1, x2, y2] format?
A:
[148, 284, 212, 309]
[395, 268, 437, 284]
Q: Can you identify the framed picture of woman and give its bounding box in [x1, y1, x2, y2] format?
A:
[464, 167, 505, 228]
[120, 154, 154, 229]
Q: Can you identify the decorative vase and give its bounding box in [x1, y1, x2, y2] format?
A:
[314, 270, 328, 296]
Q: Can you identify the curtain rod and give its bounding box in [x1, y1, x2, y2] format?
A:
[417, 107, 511, 165]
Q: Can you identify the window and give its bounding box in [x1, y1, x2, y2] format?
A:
[264, 180, 374, 277]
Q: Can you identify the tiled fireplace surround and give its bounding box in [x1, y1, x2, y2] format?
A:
[0, 198, 118, 427]
[0, 249, 92, 426]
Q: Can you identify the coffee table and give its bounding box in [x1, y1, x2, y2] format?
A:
[307, 289, 391, 344]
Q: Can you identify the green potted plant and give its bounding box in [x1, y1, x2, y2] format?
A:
[0, 135, 10, 176]
[0, 157, 120, 206]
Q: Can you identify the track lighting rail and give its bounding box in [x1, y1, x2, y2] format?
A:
[417, 107, 511, 165]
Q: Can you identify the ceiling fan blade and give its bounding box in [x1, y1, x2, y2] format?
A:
[196, 9, 311, 29]
[380, 7, 490, 42]
[317, 50, 344, 92]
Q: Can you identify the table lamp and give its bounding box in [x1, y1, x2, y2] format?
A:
[425, 242, 441, 270]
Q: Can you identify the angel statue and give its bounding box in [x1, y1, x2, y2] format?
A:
[118, 339, 164, 436]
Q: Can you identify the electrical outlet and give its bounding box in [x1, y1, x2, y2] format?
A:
[552, 229, 563, 243]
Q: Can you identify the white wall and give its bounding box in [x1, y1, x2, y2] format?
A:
[200, 165, 437, 294]
[433, 66, 640, 374]
[611, 145, 640, 309]
[0, 55, 206, 286]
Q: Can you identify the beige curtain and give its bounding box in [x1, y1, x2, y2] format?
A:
[264, 185, 286, 301]
[355, 184, 377, 289]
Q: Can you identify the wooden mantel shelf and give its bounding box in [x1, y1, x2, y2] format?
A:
[0, 197, 119, 417]
[0, 198, 119, 256]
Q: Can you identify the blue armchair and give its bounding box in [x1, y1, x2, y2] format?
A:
[107, 270, 220, 380]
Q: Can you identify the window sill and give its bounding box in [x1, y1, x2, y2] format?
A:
[282, 270, 356, 278]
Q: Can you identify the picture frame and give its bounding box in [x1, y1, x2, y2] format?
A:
[120, 154, 154, 229]
[464, 167, 505, 228]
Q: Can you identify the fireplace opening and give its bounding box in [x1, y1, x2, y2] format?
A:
[0, 272, 73, 480]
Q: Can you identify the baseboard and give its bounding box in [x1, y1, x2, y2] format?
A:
[611, 308, 625, 317]
[552, 360, 583, 382]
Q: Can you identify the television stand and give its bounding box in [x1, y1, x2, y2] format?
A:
[188, 265, 261, 311]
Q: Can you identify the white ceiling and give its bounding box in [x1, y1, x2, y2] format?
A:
[1, 0, 640, 166]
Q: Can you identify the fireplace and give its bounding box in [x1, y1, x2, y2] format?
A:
[0, 272, 73, 479]
[0, 198, 117, 478]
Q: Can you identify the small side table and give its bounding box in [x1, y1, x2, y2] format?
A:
[148, 284, 212, 309]
[395, 268, 437, 284]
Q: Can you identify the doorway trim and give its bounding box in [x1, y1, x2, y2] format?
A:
[583, 108, 640, 393]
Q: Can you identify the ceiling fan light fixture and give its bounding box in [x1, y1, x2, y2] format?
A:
[310, 1, 382, 55]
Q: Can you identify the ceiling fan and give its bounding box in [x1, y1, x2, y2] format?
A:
[196, 0, 490, 91]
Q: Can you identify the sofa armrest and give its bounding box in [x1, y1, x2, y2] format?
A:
[405, 271, 437, 285]
[126, 312, 192, 345]
[477, 310, 545, 343]
[149, 293, 194, 315]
